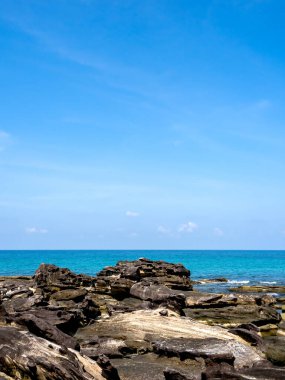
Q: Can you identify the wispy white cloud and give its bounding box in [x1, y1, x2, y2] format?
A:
[157, 225, 171, 234]
[25, 227, 48, 234]
[1, 14, 173, 107]
[213, 227, 224, 236]
[178, 221, 198, 233]
[126, 211, 140, 217]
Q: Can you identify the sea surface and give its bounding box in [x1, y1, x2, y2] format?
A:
[0, 250, 284, 293]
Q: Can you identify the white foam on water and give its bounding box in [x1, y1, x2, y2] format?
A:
[227, 280, 250, 284]
[260, 281, 277, 284]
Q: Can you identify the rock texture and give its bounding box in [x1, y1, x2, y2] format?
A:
[0, 326, 105, 379]
[75, 309, 262, 369]
[0, 258, 284, 379]
[229, 285, 285, 293]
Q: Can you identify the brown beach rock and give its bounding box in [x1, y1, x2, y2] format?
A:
[75, 309, 263, 369]
[0, 326, 105, 380]
[96, 258, 193, 295]
[0, 260, 284, 380]
[229, 285, 285, 293]
[183, 304, 281, 327]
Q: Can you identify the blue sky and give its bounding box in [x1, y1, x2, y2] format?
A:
[1, 0, 285, 249]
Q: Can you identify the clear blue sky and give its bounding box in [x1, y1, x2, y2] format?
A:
[1, 0, 285, 249]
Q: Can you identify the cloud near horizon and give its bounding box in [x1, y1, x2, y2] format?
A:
[178, 221, 198, 233]
[157, 225, 171, 234]
[213, 227, 224, 237]
[25, 227, 48, 234]
[126, 211, 140, 217]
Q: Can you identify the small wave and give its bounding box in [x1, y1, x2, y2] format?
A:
[267, 292, 279, 296]
[228, 280, 250, 284]
[259, 281, 277, 285]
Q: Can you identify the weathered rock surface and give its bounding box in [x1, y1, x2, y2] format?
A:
[112, 353, 202, 380]
[182, 291, 281, 335]
[130, 282, 186, 312]
[0, 259, 284, 380]
[0, 326, 105, 379]
[34, 263, 94, 290]
[96, 258, 193, 296]
[153, 337, 237, 364]
[265, 336, 285, 365]
[229, 285, 285, 293]
[185, 292, 276, 308]
[164, 368, 198, 380]
[50, 288, 88, 302]
[75, 309, 263, 369]
[228, 326, 263, 347]
[11, 313, 79, 349]
[183, 304, 281, 327]
[203, 360, 285, 379]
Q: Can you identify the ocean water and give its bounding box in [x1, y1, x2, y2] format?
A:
[0, 250, 284, 293]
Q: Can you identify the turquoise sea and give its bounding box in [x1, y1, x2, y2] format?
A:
[0, 250, 284, 293]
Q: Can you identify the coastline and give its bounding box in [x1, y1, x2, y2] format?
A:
[1, 250, 285, 288]
[0, 257, 285, 379]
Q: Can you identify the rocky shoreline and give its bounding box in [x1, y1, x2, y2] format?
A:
[0, 258, 285, 379]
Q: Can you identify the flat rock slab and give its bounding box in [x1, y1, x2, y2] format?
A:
[75, 309, 262, 370]
[230, 285, 285, 293]
[50, 288, 87, 302]
[153, 337, 235, 362]
[80, 337, 129, 359]
[237, 366, 285, 380]
[183, 304, 281, 327]
[111, 353, 201, 380]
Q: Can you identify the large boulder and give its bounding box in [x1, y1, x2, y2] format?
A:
[130, 282, 186, 312]
[20, 308, 81, 335]
[34, 264, 94, 290]
[96, 258, 192, 295]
